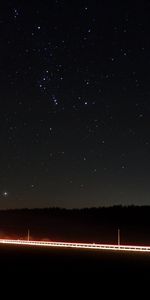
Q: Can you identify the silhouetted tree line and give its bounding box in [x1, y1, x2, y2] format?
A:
[0, 205, 150, 244]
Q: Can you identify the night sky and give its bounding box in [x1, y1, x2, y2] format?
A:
[1, 0, 150, 209]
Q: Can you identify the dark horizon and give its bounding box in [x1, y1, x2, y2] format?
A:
[0, 205, 150, 246]
[1, 1, 150, 208]
[0, 203, 150, 211]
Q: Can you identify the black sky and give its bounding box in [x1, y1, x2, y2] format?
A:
[1, 0, 150, 208]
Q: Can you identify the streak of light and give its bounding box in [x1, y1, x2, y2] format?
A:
[0, 239, 150, 253]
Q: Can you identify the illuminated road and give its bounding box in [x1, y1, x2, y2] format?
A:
[0, 238, 150, 253]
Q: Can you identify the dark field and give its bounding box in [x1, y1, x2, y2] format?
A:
[1, 243, 150, 276]
[1, 207, 150, 282]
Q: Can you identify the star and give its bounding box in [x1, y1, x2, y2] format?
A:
[0, 0, 149, 209]
[3, 192, 8, 197]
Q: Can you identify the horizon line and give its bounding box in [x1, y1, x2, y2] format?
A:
[0, 204, 149, 211]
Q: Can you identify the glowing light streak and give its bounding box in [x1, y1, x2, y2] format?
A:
[0, 239, 150, 253]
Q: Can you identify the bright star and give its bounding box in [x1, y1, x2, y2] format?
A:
[3, 192, 8, 197]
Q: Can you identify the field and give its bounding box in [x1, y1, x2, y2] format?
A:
[1, 243, 150, 275]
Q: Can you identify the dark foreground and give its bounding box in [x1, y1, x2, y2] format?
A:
[1, 243, 150, 276]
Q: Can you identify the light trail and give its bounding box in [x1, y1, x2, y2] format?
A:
[0, 238, 150, 253]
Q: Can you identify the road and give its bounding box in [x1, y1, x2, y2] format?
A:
[0, 238, 150, 252]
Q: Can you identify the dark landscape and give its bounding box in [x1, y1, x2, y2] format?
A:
[1, 243, 150, 275]
[1, 206, 150, 275]
[0, 206, 150, 244]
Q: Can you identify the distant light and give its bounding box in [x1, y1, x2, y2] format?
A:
[3, 192, 8, 197]
[139, 114, 143, 118]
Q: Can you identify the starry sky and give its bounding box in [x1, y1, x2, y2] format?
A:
[1, 0, 150, 209]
